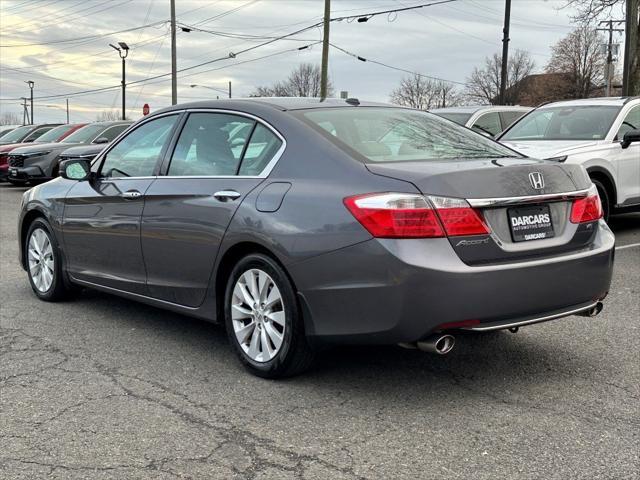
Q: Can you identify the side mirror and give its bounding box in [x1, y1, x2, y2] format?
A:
[94, 137, 109, 144]
[621, 129, 640, 149]
[60, 159, 91, 181]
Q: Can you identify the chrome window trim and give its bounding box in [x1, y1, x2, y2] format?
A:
[467, 188, 590, 208]
[158, 108, 287, 180]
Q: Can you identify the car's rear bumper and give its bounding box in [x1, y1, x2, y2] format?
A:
[290, 220, 615, 345]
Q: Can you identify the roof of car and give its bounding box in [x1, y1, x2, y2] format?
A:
[430, 105, 532, 114]
[153, 97, 398, 115]
[538, 97, 640, 108]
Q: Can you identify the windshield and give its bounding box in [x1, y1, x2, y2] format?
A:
[501, 106, 620, 141]
[61, 124, 104, 143]
[432, 112, 472, 126]
[0, 125, 32, 143]
[35, 124, 76, 143]
[299, 107, 517, 163]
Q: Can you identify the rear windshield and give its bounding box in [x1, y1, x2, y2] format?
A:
[501, 105, 620, 141]
[0, 125, 32, 143]
[299, 107, 517, 162]
[432, 112, 472, 126]
[61, 124, 104, 143]
[36, 124, 76, 142]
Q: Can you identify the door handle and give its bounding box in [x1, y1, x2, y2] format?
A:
[121, 190, 143, 199]
[214, 190, 241, 201]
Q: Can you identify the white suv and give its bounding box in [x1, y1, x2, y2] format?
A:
[499, 97, 640, 219]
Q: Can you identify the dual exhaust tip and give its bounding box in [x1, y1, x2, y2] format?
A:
[400, 301, 604, 355]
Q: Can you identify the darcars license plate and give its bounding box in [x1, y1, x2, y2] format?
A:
[9, 168, 17, 177]
[508, 205, 555, 242]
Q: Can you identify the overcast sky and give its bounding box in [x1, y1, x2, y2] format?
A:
[0, 0, 627, 124]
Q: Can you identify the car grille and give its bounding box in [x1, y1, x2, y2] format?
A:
[8, 156, 24, 167]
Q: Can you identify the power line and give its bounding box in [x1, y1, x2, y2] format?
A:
[0, 20, 167, 47]
[330, 43, 467, 86]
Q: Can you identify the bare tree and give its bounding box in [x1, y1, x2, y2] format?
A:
[390, 74, 462, 110]
[96, 110, 124, 121]
[0, 112, 21, 125]
[563, 0, 639, 95]
[546, 25, 606, 98]
[251, 63, 333, 97]
[465, 50, 535, 105]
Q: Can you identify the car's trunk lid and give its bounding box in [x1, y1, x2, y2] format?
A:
[366, 157, 595, 264]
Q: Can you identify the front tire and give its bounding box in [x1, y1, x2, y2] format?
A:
[25, 218, 69, 301]
[224, 254, 314, 378]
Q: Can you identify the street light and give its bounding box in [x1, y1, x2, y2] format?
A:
[109, 42, 130, 120]
[190, 82, 231, 98]
[25, 80, 34, 125]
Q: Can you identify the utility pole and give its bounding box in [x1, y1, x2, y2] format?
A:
[66, 99, 69, 124]
[320, 0, 331, 101]
[499, 0, 511, 105]
[26, 81, 34, 124]
[228, 81, 232, 99]
[622, 0, 639, 96]
[21, 98, 29, 125]
[170, 0, 177, 105]
[597, 20, 624, 96]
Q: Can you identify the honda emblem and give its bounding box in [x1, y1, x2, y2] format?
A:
[529, 172, 544, 189]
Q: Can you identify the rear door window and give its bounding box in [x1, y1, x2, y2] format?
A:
[500, 111, 527, 130]
[168, 113, 254, 176]
[97, 124, 130, 142]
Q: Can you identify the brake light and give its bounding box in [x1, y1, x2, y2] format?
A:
[343, 193, 445, 238]
[570, 187, 603, 223]
[344, 193, 489, 238]
[428, 196, 490, 236]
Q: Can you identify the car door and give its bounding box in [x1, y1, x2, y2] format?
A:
[613, 105, 640, 206]
[141, 110, 284, 307]
[62, 114, 180, 294]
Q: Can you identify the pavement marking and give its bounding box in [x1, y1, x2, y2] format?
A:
[616, 242, 640, 251]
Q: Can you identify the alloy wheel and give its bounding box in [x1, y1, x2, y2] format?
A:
[28, 228, 55, 293]
[231, 268, 286, 363]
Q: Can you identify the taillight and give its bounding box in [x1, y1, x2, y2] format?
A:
[343, 193, 444, 238]
[428, 196, 490, 236]
[570, 186, 603, 223]
[344, 193, 489, 239]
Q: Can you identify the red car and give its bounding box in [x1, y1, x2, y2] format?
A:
[0, 123, 86, 181]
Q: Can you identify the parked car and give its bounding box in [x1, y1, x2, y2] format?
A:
[499, 97, 640, 219]
[7, 121, 131, 184]
[18, 98, 616, 378]
[0, 123, 62, 146]
[0, 125, 22, 139]
[57, 143, 108, 164]
[431, 105, 531, 137]
[0, 123, 87, 181]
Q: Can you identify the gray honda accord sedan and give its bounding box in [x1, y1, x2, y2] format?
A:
[18, 98, 615, 377]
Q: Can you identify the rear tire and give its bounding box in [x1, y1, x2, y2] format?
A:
[591, 177, 611, 222]
[25, 218, 69, 301]
[224, 253, 314, 378]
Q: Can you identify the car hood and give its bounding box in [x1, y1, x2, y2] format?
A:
[499, 140, 603, 159]
[0, 143, 31, 153]
[9, 142, 82, 155]
[60, 144, 107, 157]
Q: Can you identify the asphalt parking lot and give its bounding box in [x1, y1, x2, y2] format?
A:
[1, 182, 638, 480]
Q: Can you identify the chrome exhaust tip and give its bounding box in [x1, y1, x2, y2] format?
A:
[416, 334, 455, 355]
[579, 302, 604, 318]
